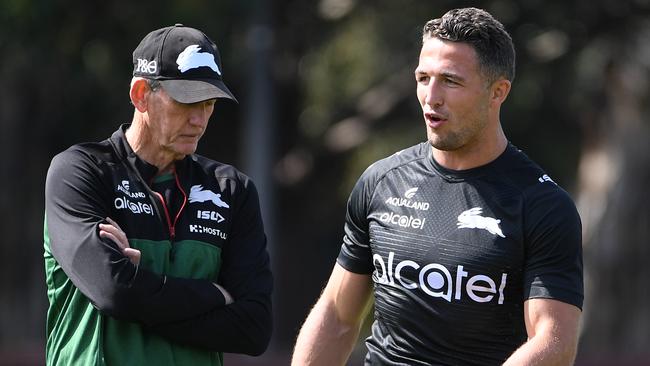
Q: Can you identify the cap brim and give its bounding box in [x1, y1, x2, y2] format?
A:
[159, 79, 238, 104]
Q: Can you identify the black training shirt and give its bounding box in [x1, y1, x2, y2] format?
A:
[337, 142, 583, 365]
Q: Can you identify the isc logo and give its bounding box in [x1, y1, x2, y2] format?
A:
[196, 210, 225, 223]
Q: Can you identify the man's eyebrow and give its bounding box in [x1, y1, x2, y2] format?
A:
[440, 71, 465, 82]
[414, 69, 466, 82]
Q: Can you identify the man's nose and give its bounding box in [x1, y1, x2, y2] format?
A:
[188, 103, 210, 126]
[424, 80, 443, 107]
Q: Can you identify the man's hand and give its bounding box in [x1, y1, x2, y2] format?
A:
[99, 217, 141, 265]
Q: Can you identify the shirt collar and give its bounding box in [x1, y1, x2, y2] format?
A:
[110, 124, 190, 184]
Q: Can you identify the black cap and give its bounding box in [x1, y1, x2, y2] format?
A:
[132, 24, 237, 104]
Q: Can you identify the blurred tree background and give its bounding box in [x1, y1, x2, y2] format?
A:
[1, 0, 649, 365]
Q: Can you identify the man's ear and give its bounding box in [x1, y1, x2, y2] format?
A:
[490, 78, 511, 106]
[130, 78, 150, 112]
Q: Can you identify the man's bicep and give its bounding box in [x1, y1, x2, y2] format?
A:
[524, 298, 581, 339]
[524, 187, 584, 309]
[321, 263, 373, 326]
[328, 168, 376, 322]
[218, 178, 272, 299]
[45, 151, 126, 296]
[45, 151, 111, 239]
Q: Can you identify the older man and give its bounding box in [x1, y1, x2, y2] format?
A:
[44, 25, 272, 366]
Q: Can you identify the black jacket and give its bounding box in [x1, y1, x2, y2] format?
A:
[44, 125, 272, 364]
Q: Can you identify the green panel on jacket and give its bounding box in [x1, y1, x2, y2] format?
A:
[45, 219, 225, 366]
[104, 239, 223, 365]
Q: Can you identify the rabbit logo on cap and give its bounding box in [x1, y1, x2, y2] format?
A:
[176, 45, 222, 75]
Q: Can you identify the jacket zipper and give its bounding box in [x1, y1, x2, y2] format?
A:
[151, 171, 188, 239]
[152, 191, 175, 238]
[172, 171, 188, 236]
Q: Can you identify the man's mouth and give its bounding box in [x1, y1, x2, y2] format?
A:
[425, 112, 447, 127]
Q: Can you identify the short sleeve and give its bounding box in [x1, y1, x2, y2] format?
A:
[523, 186, 584, 309]
[336, 167, 377, 274]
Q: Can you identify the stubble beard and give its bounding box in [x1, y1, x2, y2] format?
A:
[428, 130, 464, 151]
[427, 115, 489, 153]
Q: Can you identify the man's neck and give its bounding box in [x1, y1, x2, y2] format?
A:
[125, 116, 179, 175]
[432, 124, 508, 171]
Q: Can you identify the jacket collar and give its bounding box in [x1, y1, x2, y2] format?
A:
[110, 124, 190, 185]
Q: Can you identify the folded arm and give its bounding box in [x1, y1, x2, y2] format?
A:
[147, 177, 273, 354]
[45, 150, 226, 326]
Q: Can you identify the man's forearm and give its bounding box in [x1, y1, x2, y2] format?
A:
[291, 300, 362, 366]
[505, 298, 581, 365]
[149, 293, 272, 355]
[503, 333, 578, 366]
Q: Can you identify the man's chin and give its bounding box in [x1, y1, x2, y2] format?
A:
[173, 144, 198, 157]
[428, 137, 460, 152]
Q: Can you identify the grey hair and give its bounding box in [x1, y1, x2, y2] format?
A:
[129, 77, 162, 92]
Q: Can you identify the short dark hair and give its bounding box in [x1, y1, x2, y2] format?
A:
[423, 7, 515, 83]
